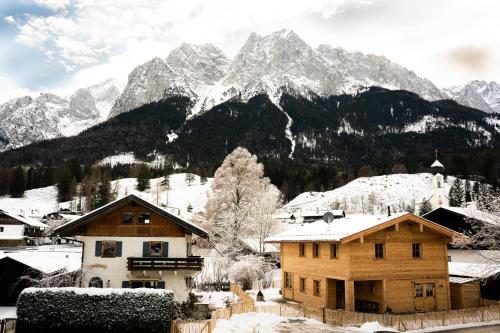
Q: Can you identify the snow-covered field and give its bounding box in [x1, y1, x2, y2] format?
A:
[194, 291, 240, 309]
[0, 173, 212, 220]
[284, 173, 456, 215]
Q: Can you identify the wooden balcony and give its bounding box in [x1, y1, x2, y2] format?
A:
[127, 256, 204, 271]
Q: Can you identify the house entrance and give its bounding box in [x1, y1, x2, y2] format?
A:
[414, 283, 436, 312]
[354, 280, 383, 313]
[326, 279, 345, 309]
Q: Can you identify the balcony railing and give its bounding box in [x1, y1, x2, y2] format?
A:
[127, 256, 204, 271]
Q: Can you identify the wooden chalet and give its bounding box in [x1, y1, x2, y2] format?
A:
[53, 194, 208, 300]
[266, 212, 458, 314]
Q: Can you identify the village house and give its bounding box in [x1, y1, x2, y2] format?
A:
[0, 209, 48, 247]
[266, 212, 458, 314]
[53, 194, 208, 300]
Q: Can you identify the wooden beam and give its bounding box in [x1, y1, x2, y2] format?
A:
[395, 223, 399, 231]
[420, 224, 424, 233]
[360, 236, 364, 243]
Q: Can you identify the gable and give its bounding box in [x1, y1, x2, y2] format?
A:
[0, 212, 24, 225]
[53, 195, 207, 238]
[340, 214, 457, 244]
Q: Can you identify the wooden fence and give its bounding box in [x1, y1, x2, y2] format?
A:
[171, 286, 500, 333]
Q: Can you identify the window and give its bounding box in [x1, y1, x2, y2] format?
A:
[89, 277, 103, 288]
[139, 212, 150, 224]
[299, 278, 306, 292]
[284, 272, 293, 289]
[426, 284, 434, 297]
[313, 280, 320, 296]
[148, 241, 163, 256]
[448, 256, 451, 262]
[0, 227, 4, 232]
[375, 243, 384, 259]
[102, 241, 116, 257]
[312, 243, 320, 257]
[122, 212, 133, 224]
[415, 284, 423, 297]
[330, 243, 338, 259]
[130, 281, 159, 288]
[299, 243, 305, 257]
[412, 243, 421, 258]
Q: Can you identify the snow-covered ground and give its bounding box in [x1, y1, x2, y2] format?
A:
[0, 306, 16, 319]
[213, 312, 398, 333]
[283, 173, 456, 215]
[194, 291, 240, 309]
[0, 173, 212, 221]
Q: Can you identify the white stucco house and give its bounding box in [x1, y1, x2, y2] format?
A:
[0, 209, 48, 247]
[53, 194, 208, 300]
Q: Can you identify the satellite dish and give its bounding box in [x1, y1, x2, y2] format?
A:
[323, 212, 334, 224]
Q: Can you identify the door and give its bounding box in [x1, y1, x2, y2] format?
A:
[336, 280, 345, 309]
[414, 283, 436, 312]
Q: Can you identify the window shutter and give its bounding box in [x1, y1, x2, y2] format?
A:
[162, 242, 169, 257]
[116, 241, 122, 257]
[95, 241, 102, 257]
[122, 281, 129, 288]
[157, 281, 165, 289]
[143, 242, 149, 257]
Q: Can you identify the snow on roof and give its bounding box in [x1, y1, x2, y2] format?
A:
[241, 239, 279, 253]
[449, 276, 477, 284]
[22, 287, 173, 296]
[54, 194, 207, 237]
[0, 209, 48, 228]
[431, 206, 498, 225]
[431, 159, 444, 168]
[0, 245, 82, 274]
[448, 262, 500, 279]
[265, 212, 408, 243]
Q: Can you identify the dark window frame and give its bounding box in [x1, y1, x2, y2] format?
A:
[148, 241, 163, 257]
[138, 212, 150, 224]
[122, 212, 134, 224]
[299, 243, 305, 257]
[313, 280, 320, 296]
[374, 243, 384, 259]
[412, 243, 422, 258]
[330, 243, 338, 259]
[299, 277, 306, 292]
[312, 243, 320, 258]
[101, 240, 116, 258]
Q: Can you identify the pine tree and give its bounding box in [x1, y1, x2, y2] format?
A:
[418, 200, 433, 215]
[200, 176, 208, 185]
[56, 167, 74, 203]
[187, 203, 193, 212]
[136, 165, 151, 191]
[10, 166, 26, 198]
[464, 179, 472, 203]
[449, 179, 464, 207]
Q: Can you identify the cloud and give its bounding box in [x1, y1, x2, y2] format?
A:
[0, 76, 37, 103]
[33, 0, 70, 11]
[445, 46, 491, 73]
[4, 16, 16, 25]
[12, 0, 365, 71]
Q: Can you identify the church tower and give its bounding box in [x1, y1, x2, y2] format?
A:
[430, 151, 448, 209]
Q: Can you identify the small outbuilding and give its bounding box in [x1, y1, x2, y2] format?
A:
[449, 276, 480, 309]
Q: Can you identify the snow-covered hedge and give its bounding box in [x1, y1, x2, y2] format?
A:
[17, 287, 180, 333]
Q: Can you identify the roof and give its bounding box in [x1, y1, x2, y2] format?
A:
[0, 209, 48, 228]
[53, 194, 208, 238]
[424, 206, 498, 225]
[265, 212, 457, 243]
[448, 262, 500, 279]
[431, 159, 444, 168]
[449, 276, 477, 284]
[0, 245, 82, 274]
[241, 239, 279, 253]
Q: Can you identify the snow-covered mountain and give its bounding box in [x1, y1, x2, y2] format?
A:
[282, 173, 457, 215]
[444, 80, 500, 113]
[0, 79, 122, 151]
[109, 29, 447, 119]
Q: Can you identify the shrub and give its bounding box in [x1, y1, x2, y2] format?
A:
[17, 288, 180, 333]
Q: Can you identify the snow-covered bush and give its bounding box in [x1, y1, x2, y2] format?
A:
[229, 255, 271, 290]
[16, 288, 179, 333]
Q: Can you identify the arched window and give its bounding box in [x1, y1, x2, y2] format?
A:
[89, 277, 103, 288]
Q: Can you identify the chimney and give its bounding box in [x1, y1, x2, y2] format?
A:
[387, 206, 391, 217]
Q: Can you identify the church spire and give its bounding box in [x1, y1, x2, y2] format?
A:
[431, 149, 444, 174]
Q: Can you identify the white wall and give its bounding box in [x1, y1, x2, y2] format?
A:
[82, 236, 195, 300]
[0, 224, 24, 238]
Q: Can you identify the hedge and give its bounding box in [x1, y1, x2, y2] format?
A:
[17, 287, 180, 333]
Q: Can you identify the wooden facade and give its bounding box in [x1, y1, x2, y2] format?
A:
[450, 279, 480, 309]
[273, 214, 456, 314]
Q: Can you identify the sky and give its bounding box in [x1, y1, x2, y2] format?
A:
[0, 0, 499, 103]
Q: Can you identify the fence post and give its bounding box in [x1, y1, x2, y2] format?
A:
[322, 307, 326, 323]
